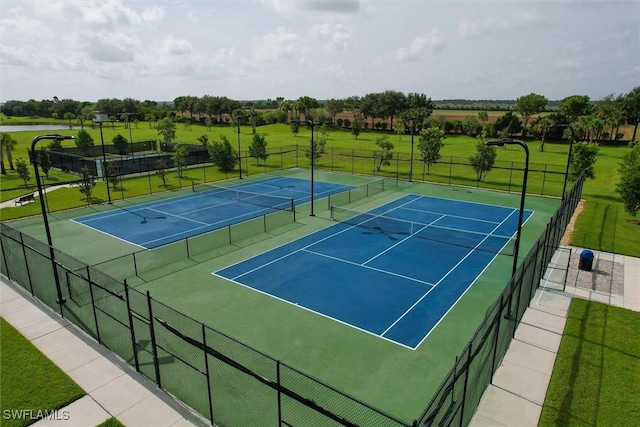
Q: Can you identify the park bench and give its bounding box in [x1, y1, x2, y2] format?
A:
[15, 194, 35, 206]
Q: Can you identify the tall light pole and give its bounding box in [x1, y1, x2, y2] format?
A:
[94, 112, 112, 204]
[307, 120, 319, 216]
[293, 119, 322, 216]
[31, 134, 74, 313]
[124, 112, 134, 157]
[485, 138, 529, 277]
[409, 119, 416, 182]
[552, 123, 575, 200]
[235, 114, 250, 179]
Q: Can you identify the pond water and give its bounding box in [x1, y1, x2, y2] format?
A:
[0, 125, 81, 132]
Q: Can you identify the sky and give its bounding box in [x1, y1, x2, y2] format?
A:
[0, 0, 638, 103]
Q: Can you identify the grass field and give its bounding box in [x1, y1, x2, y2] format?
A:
[1, 121, 638, 257]
[0, 317, 85, 427]
[539, 299, 640, 426]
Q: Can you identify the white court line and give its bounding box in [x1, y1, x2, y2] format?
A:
[362, 216, 445, 265]
[381, 209, 518, 340]
[302, 248, 436, 288]
[216, 195, 532, 349]
[71, 219, 147, 250]
[222, 196, 422, 280]
[399, 205, 502, 225]
[411, 208, 532, 349]
[217, 275, 416, 350]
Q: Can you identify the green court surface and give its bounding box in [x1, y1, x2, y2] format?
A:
[6, 169, 559, 422]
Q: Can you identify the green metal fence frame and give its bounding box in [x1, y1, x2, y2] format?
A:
[0, 171, 585, 426]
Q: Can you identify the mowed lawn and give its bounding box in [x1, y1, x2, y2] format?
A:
[2, 122, 639, 259]
[539, 299, 640, 426]
[0, 317, 85, 427]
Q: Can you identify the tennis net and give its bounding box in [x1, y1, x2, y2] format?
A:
[192, 180, 295, 212]
[330, 205, 515, 256]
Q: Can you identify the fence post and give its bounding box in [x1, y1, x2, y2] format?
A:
[490, 294, 504, 379]
[19, 233, 35, 297]
[133, 252, 139, 277]
[202, 324, 215, 425]
[508, 161, 513, 193]
[147, 291, 162, 388]
[448, 157, 452, 186]
[0, 233, 11, 281]
[124, 279, 140, 372]
[86, 266, 102, 344]
[512, 268, 524, 326]
[277, 360, 283, 426]
[351, 148, 356, 175]
[459, 343, 473, 426]
[538, 224, 551, 288]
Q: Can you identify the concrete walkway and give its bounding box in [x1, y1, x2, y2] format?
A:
[1, 184, 73, 209]
[0, 277, 209, 427]
[470, 246, 640, 426]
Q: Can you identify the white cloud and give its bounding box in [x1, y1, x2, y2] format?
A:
[159, 36, 194, 56]
[83, 32, 139, 63]
[325, 62, 360, 82]
[0, 1, 636, 102]
[554, 57, 585, 71]
[267, 0, 361, 16]
[457, 9, 550, 39]
[252, 27, 304, 62]
[0, 44, 79, 71]
[395, 31, 446, 62]
[312, 23, 353, 51]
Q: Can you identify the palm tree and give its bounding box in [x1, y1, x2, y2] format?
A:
[63, 112, 75, 129]
[534, 117, 554, 152]
[1, 132, 17, 172]
[279, 100, 294, 123]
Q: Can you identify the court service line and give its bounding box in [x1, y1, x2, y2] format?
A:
[411, 193, 531, 212]
[362, 216, 445, 265]
[146, 207, 211, 226]
[412, 209, 528, 349]
[302, 248, 436, 288]
[224, 197, 423, 281]
[399, 205, 502, 225]
[71, 219, 147, 250]
[380, 209, 518, 339]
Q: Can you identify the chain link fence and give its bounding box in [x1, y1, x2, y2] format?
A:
[27, 143, 566, 205]
[0, 171, 585, 426]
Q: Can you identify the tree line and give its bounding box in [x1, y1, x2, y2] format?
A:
[3, 87, 639, 142]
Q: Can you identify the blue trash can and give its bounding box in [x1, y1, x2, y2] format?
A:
[579, 250, 594, 271]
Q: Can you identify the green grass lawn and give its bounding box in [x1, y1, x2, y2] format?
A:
[0, 317, 85, 427]
[539, 299, 640, 426]
[96, 417, 126, 427]
[1, 122, 638, 256]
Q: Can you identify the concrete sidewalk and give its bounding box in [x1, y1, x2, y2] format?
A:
[0, 277, 209, 427]
[470, 246, 640, 426]
[0, 184, 73, 209]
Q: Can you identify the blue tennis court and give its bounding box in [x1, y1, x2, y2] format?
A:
[214, 195, 534, 349]
[72, 177, 351, 249]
